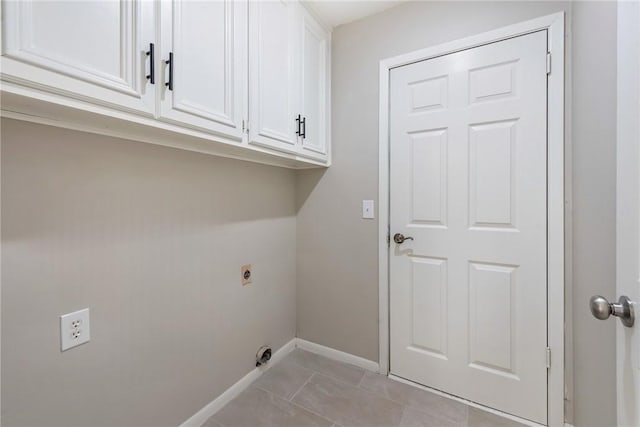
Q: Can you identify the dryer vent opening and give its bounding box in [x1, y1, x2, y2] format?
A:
[256, 346, 272, 367]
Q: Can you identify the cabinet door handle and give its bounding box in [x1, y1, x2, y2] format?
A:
[146, 43, 155, 84]
[301, 116, 306, 139]
[296, 114, 301, 136]
[165, 52, 174, 91]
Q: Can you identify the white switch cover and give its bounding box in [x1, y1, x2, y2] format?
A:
[362, 200, 375, 219]
[60, 308, 90, 351]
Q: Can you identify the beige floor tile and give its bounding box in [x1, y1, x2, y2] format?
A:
[288, 349, 366, 386]
[253, 358, 315, 400]
[202, 418, 225, 427]
[205, 351, 535, 427]
[359, 372, 467, 425]
[399, 407, 464, 427]
[467, 407, 528, 427]
[292, 373, 404, 427]
[212, 387, 333, 427]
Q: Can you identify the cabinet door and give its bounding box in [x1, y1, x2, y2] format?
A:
[248, 0, 300, 153]
[159, 0, 246, 140]
[299, 9, 330, 160]
[1, 0, 156, 116]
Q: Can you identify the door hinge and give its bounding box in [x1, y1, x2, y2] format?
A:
[546, 347, 551, 369]
[546, 52, 552, 75]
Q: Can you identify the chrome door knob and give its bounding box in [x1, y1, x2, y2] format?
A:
[590, 296, 612, 320]
[590, 295, 635, 327]
[393, 233, 414, 244]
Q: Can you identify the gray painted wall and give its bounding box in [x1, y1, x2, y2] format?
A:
[0, 2, 619, 425]
[1, 119, 297, 426]
[296, 2, 617, 425]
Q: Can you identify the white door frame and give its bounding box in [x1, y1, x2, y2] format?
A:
[378, 12, 565, 427]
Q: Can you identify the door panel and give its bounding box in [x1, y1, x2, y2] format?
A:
[389, 31, 548, 424]
[616, 1, 640, 425]
[469, 60, 518, 103]
[20, 2, 123, 78]
[409, 75, 448, 112]
[248, 0, 299, 153]
[469, 120, 517, 228]
[299, 9, 329, 159]
[160, 0, 246, 139]
[410, 130, 447, 226]
[1, 0, 156, 115]
[410, 256, 448, 358]
[468, 262, 517, 376]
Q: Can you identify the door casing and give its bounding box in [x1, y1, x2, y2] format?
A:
[378, 12, 566, 427]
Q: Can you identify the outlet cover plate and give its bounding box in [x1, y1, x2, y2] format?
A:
[241, 264, 252, 285]
[60, 308, 90, 351]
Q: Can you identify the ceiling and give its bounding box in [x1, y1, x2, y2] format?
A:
[304, 1, 405, 28]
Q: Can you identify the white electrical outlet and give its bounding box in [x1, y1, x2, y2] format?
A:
[60, 308, 90, 351]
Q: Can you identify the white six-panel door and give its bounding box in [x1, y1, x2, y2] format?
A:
[159, 0, 246, 139]
[1, 0, 156, 115]
[389, 31, 548, 424]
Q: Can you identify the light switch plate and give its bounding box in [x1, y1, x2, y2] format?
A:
[60, 308, 90, 351]
[362, 200, 375, 219]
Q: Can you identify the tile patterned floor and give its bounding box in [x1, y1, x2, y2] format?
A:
[204, 349, 528, 427]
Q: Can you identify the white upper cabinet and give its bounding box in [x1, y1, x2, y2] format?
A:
[1, 0, 331, 168]
[299, 8, 330, 160]
[248, 0, 301, 153]
[1, 0, 156, 116]
[159, 0, 247, 140]
[248, 1, 330, 162]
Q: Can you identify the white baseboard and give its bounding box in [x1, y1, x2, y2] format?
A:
[295, 338, 380, 373]
[179, 338, 296, 427]
[179, 338, 379, 426]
